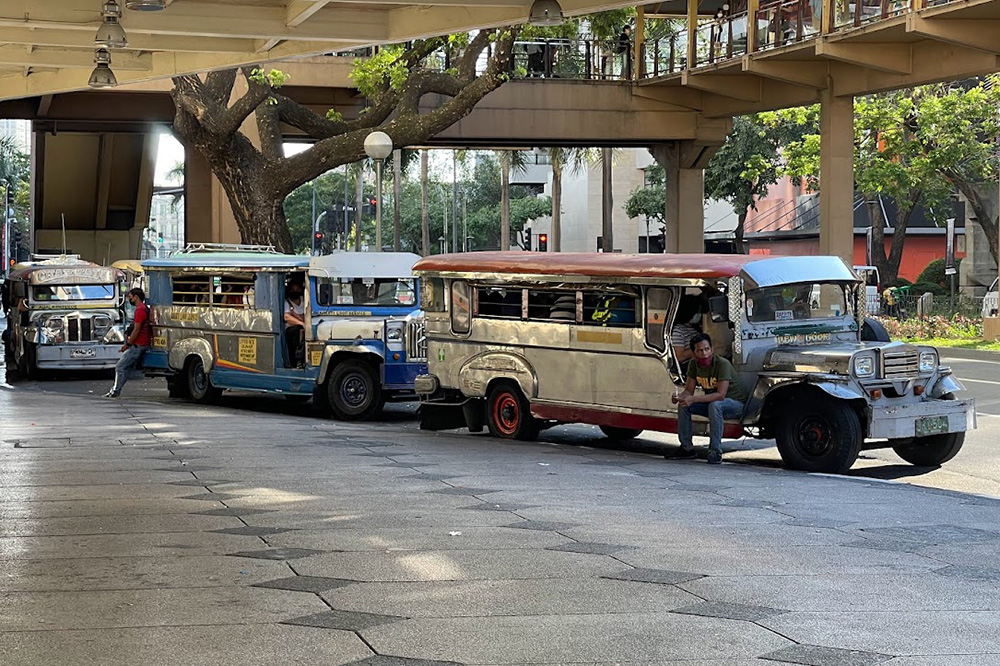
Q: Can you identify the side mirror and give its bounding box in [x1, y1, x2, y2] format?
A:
[318, 282, 333, 306]
[708, 295, 728, 323]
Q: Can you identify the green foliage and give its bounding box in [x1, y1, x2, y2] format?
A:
[704, 114, 782, 220]
[249, 67, 290, 88]
[350, 43, 434, 97]
[325, 109, 344, 122]
[624, 183, 666, 225]
[916, 257, 962, 291]
[586, 9, 634, 39]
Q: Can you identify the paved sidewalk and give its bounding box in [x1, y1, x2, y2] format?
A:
[2, 386, 1000, 666]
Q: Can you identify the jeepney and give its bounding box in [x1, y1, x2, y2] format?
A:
[413, 252, 975, 474]
[1, 256, 125, 378]
[142, 245, 426, 420]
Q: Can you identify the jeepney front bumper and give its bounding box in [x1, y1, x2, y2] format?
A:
[867, 397, 976, 440]
[414, 373, 440, 397]
[36, 343, 121, 370]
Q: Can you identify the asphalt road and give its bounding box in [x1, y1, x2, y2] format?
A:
[3, 347, 999, 498]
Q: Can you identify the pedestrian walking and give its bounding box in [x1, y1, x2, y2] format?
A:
[617, 25, 633, 79]
[669, 332, 748, 464]
[104, 287, 152, 398]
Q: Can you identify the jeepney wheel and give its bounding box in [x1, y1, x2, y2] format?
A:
[890, 393, 964, 466]
[599, 426, 644, 440]
[775, 394, 862, 474]
[486, 381, 540, 441]
[185, 356, 220, 404]
[327, 359, 383, 421]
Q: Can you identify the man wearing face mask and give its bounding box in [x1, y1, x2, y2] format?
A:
[284, 279, 306, 368]
[669, 333, 748, 464]
[105, 288, 152, 398]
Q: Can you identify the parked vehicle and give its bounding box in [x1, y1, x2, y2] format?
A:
[413, 252, 975, 473]
[1, 255, 125, 378]
[982, 278, 998, 319]
[141, 244, 426, 419]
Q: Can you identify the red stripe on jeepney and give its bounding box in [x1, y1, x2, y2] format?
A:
[529, 403, 743, 439]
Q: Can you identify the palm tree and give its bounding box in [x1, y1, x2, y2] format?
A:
[498, 149, 530, 251]
[420, 150, 430, 256]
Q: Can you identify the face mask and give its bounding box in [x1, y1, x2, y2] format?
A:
[695, 354, 713, 368]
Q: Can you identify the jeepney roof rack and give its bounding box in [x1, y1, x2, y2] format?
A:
[179, 243, 281, 255]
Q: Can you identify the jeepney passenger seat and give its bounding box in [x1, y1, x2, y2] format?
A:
[701, 314, 734, 360]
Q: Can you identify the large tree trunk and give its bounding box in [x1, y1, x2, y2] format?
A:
[500, 154, 511, 251]
[887, 192, 919, 284]
[421, 150, 430, 256]
[601, 147, 613, 253]
[953, 178, 999, 266]
[551, 161, 562, 252]
[735, 211, 747, 254]
[393, 149, 402, 252]
[214, 154, 294, 251]
[355, 165, 364, 252]
[868, 196, 892, 285]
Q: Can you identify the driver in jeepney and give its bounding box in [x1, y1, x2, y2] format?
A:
[284, 276, 306, 368]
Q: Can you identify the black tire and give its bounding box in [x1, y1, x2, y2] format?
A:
[861, 317, 891, 342]
[167, 376, 189, 399]
[486, 381, 540, 441]
[185, 356, 219, 404]
[775, 393, 863, 473]
[600, 426, 643, 440]
[326, 359, 383, 421]
[891, 393, 964, 466]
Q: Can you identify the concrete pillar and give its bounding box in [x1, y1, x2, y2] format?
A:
[819, 88, 854, 264]
[653, 142, 704, 254]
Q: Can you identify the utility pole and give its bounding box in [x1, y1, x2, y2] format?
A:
[452, 151, 459, 252]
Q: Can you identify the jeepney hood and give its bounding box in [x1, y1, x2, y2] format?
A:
[316, 315, 394, 341]
[762, 341, 917, 375]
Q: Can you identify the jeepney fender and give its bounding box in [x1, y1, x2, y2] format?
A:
[458, 351, 538, 399]
[168, 336, 214, 373]
[316, 342, 384, 385]
[931, 370, 964, 398]
[744, 374, 866, 424]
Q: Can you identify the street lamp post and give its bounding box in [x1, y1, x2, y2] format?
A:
[364, 131, 393, 252]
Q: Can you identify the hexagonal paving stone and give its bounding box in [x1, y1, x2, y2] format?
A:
[603, 568, 704, 585]
[761, 644, 891, 666]
[254, 576, 357, 593]
[283, 609, 404, 631]
[503, 521, 579, 532]
[211, 526, 296, 537]
[194, 508, 277, 517]
[460, 503, 538, 512]
[547, 542, 631, 556]
[673, 601, 787, 622]
[426, 487, 498, 497]
[228, 548, 325, 561]
[347, 657, 462, 666]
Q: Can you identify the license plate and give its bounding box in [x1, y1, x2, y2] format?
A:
[70, 348, 97, 358]
[915, 415, 949, 437]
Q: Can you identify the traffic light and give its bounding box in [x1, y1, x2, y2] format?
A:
[368, 197, 378, 215]
[537, 233, 548, 252]
[312, 231, 324, 254]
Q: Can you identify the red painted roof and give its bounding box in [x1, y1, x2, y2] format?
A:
[413, 252, 770, 280]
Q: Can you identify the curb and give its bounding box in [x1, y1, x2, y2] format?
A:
[938, 346, 1000, 363]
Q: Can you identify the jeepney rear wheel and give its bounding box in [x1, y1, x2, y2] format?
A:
[599, 426, 644, 440]
[486, 381, 540, 441]
[775, 394, 863, 474]
[185, 356, 220, 404]
[327, 359, 383, 421]
[890, 392, 965, 466]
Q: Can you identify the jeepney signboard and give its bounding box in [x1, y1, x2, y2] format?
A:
[238, 337, 257, 365]
[775, 332, 832, 346]
[30, 267, 117, 285]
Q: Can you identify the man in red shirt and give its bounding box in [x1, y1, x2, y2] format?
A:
[105, 288, 152, 398]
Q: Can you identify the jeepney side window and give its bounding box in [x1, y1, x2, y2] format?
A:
[451, 280, 471, 334]
[581, 290, 637, 327]
[212, 274, 255, 309]
[172, 274, 212, 305]
[644, 287, 672, 353]
[421, 277, 445, 312]
[476, 286, 523, 319]
[526, 289, 578, 323]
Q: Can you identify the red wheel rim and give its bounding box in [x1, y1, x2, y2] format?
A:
[493, 392, 519, 436]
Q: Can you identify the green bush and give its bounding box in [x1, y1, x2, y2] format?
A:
[911, 281, 947, 297]
[916, 257, 961, 291]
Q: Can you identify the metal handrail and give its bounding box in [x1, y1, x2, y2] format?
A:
[179, 243, 281, 254]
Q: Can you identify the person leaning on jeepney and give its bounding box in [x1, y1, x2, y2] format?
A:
[669, 332, 749, 464]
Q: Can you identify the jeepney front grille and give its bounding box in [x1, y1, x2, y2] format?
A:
[66, 317, 94, 342]
[883, 350, 919, 379]
[407, 320, 427, 361]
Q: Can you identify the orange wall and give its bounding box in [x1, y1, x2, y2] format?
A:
[747, 235, 963, 283]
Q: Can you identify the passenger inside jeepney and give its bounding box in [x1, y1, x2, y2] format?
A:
[284, 275, 306, 368]
[671, 295, 703, 363]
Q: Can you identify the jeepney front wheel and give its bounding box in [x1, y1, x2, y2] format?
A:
[486, 381, 540, 441]
[600, 426, 644, 440]
[327, 359, 384, 421]
[890, 393, 965, 466]
[185, 356, 221, 404]
[775, 394, 863, 474]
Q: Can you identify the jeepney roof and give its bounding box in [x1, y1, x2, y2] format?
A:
[142, 252, 310, 272]
[413, 252, 859, 287]
[309, 252, 421, 279]
[8, 257, 120, 285]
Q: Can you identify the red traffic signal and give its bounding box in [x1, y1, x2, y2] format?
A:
[314, 231, 323, 240]
[537, 233, 548, 252]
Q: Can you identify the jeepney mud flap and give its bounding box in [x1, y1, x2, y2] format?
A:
[419, 401, 471, 431]
[867, 398, 976, 440]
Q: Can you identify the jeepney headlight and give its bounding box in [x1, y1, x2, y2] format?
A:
[102, 325, 126, 344]
[43, 316, 63, 330]
[853, 354, 876, 378]
[92, 315, 112, 334]
[386, 323, 404, 341]
[919, 350, 938, 372]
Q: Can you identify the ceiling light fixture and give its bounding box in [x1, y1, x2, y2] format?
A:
[95, 0, 128, 49]
[88, 49, 118, 88]
[528, 0, 565, 26]
[126, 0, 167, 9]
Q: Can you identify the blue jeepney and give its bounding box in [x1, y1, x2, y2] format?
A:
[142, 244, 426, 420]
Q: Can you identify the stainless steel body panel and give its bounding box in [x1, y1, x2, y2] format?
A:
[867, 398, 976, 440]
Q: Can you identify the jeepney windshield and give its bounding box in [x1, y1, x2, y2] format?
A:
[745, 282, 852, 323]
[316, 277, 416, 307]
[32, 284, 116, 302]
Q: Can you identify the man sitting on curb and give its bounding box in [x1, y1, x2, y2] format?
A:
[669, 332, 748, 464]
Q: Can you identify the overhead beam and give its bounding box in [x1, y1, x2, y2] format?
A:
[906, 15, 1000, 55]
[0, 26, 256, 53]
[741, 57, 829, 89]
[630, 85, 705, 111]
[815, 41, 911, 75]
[286, 1, 333, 27]
[681, 71, 762, 102]
[0, 46, 152, 72]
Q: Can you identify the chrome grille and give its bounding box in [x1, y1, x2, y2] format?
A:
[406, 319, 427, 361]
[65, 316, 96, 342]
[883, 350, 919, 379]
